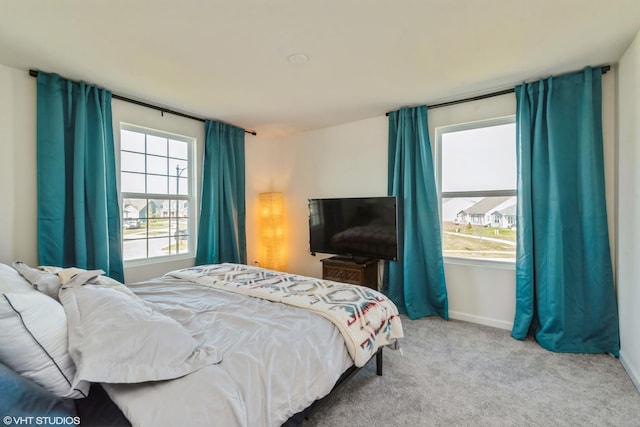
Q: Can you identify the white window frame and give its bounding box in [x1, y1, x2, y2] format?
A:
[435, 115, 517, 269]
[119, 123, 196, 266]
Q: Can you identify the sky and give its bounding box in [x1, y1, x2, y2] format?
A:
[441, 122, 516, 193]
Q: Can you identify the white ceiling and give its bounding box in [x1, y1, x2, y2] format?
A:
[1, 1, 639, 137]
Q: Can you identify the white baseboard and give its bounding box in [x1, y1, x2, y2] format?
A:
[620, 350, 640, 394]
[448, 310, 513, 331]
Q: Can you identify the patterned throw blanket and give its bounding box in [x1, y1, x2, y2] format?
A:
[168, 263, 403, 367]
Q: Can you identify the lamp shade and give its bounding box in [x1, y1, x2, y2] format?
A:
[259, 192, 286, 271]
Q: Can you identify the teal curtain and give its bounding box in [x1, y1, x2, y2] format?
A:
[386, 106, 448, 320]
[511, 67, 619, 355]
[36, 72, 124, 282]
[196, 120, 246, 265]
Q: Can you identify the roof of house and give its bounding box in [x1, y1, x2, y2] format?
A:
[497, 204, 517, 216]
[463, 197, 513, 215]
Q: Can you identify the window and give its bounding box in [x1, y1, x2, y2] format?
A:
[120, 124, 194, 262]
[437, 117, 517, 262]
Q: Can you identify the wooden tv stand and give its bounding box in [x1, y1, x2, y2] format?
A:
[320, 256, 379, 291]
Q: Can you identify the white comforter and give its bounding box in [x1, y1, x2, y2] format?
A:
[61, 274, 353, 427]
[169, 263, 404, 367]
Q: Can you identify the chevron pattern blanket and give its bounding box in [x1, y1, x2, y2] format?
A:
[167, 263, 403, 367]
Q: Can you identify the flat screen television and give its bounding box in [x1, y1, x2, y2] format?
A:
[308, 196, 398, 262]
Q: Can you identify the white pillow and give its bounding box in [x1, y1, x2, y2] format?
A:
[60, 279, 222, 386]
[12, 261, 63, 301]
[0, 264, 88, 398]
[0, 263, 34, 295]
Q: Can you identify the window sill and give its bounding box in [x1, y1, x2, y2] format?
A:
[444, 256, 515, 270]
[124, 253, 194, 268]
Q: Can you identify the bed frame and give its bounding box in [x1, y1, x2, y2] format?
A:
[76, 348, 384, 427]
[283, 347, 383, 426]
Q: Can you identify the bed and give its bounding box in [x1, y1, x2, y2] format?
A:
[0, 262, 402, 427]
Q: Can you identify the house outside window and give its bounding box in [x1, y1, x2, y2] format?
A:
[436, 117, 517, 263]
[120, 124, 195, 262]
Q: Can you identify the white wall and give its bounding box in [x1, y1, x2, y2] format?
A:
[111, 99, 205, 283]
[113, 102, 277, 282]
[245, 134, 281, 269]
[250, 116, 388, 278]
[428, 92, 517, 329]
[0, 64, 37, 267]
[252, 72, 617, 331]
[0, 64, 207, 283]
[0, 61, 623, 337]
[262, 95, 519, 329]
[617, 30, 640, 391]
[0, 62, 293, 283]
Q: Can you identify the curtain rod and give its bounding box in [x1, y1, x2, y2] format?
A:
[386, 64, 611, 115]
[28, 69, 257, 136]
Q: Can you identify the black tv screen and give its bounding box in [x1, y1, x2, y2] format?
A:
[308, 196, 398, 261]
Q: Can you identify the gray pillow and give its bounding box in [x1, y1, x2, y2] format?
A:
[12, 261, 62, 301]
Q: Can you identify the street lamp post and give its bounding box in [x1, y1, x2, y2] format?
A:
[175, 164, 186, 253]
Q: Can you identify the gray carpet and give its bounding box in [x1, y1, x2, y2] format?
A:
[305, 316, 640, 427]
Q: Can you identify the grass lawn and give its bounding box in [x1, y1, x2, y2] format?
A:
[442, 221, 516, 259]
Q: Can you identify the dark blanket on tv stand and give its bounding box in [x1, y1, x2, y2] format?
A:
[329, 225, 397, 257]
